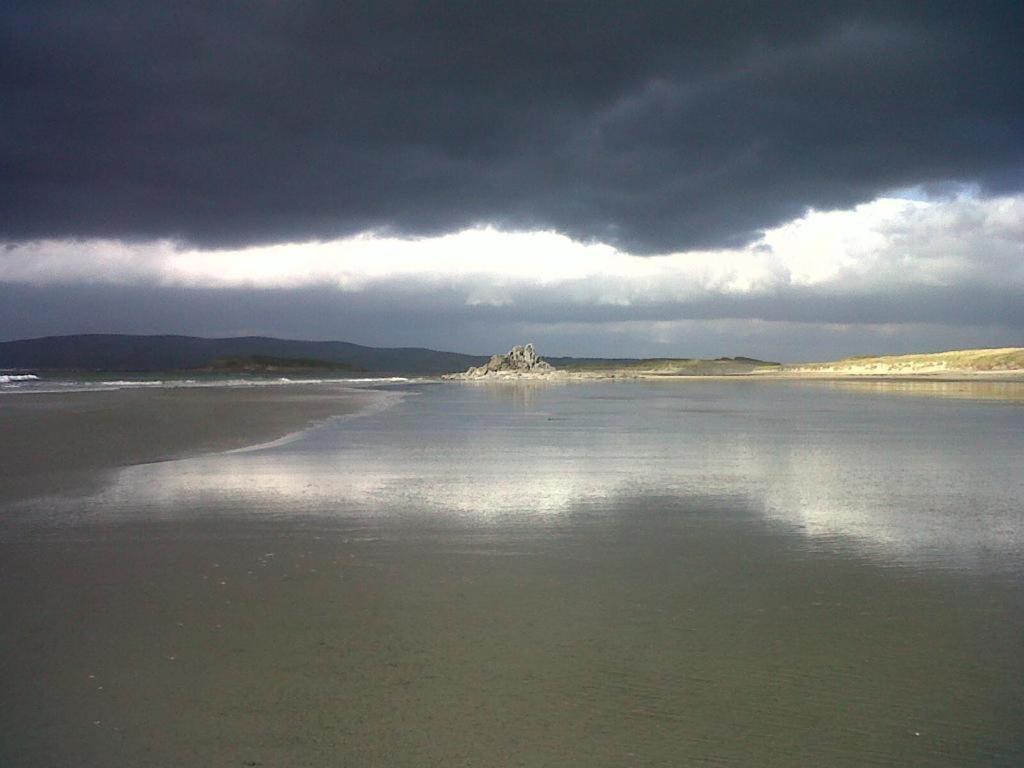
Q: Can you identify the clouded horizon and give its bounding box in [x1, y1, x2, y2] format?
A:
[2, 2, 1021, 360]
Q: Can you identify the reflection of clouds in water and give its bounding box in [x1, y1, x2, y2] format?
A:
[798, 379, 1024, 402]
[117, 441, 618, 518]
[96, 381, 1024, 571]
[757, 439, 1023, 570]
[474, 380, 549, 409]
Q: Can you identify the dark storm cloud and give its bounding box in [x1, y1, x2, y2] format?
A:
[2, 1, 1021, 252]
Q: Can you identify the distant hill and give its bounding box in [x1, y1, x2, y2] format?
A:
[0, 334, 488, 375]
[15, 335, 1014, 379]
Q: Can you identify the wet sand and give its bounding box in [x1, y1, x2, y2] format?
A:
[0, 385, 387, 503]
[1, 381, 1022, 766]
[2, 511, 1021, 767]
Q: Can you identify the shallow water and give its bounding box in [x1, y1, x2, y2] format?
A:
[59, 378, 1024, 574]
[2, 380, 1023, 766]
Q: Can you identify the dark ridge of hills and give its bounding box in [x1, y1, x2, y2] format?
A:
[0, 334, 488, 375]
[0, 335, 785, 377]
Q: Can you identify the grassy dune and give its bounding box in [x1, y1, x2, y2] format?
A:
[780, 347, 1024, 375]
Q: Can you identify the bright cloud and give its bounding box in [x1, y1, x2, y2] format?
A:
[2, 193, 1022, 309]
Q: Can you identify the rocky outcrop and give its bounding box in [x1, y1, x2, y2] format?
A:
[445, 343, 558, 379]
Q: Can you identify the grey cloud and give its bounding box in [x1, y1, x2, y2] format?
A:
[2, 275, 1021, 362]
[2, 2, 1022, 252]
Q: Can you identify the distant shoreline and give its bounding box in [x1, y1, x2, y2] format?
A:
[443, 346, 1024, 383]
[443, 369, 1024, 383]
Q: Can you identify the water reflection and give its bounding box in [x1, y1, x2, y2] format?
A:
[794, 378, 1024, 402]
[39, 381, 1022, 575]
[470, 379, 551, 408]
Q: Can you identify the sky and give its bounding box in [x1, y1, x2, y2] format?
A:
[1, 1, 1022, 361]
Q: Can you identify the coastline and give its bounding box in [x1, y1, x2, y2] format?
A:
[443, 369, 1024, 383]
[0, 384, 394, 504]
[443, 344, 1024, 383]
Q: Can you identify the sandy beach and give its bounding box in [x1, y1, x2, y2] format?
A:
[1, 381, 1022, 767]
[0, 384, 389, 504]
[4, 510, 1020, 768]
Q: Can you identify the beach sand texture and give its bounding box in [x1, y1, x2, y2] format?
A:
[1, 381, 1022, 767]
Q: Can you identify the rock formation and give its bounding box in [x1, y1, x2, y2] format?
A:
[446, 343, 557, 379]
